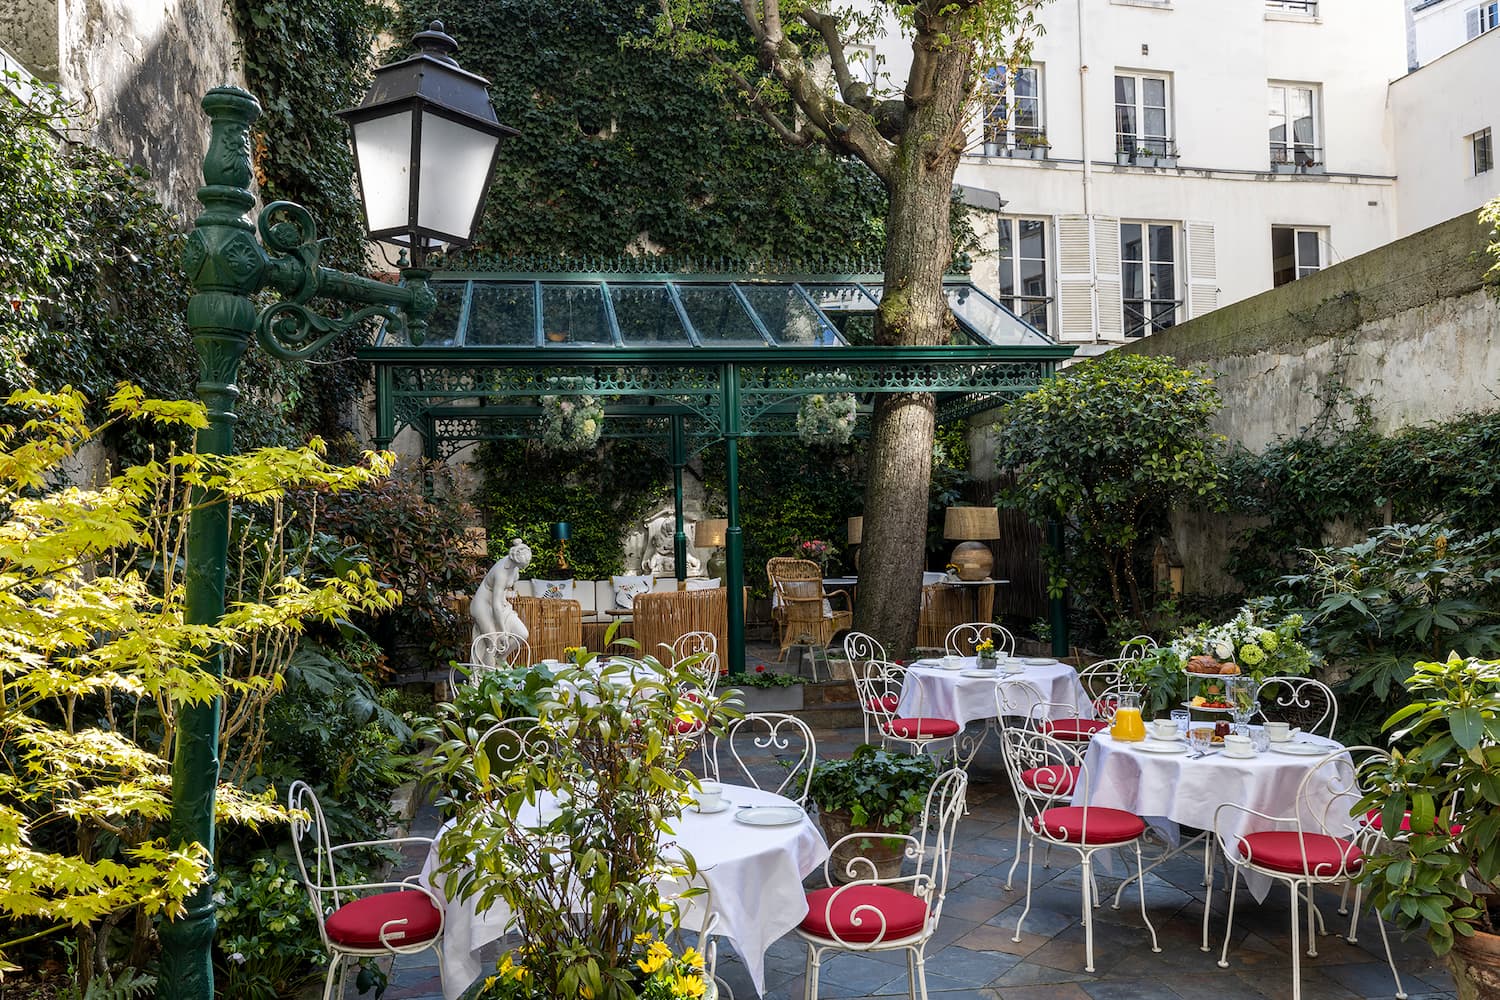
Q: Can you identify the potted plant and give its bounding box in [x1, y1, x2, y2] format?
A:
[1015, 132, 1050, 160]
[724, 667, 805, 712]
[1356, 655, 1500, 999]
[808, 745, 939, 882]
[1135, 146, 1161, 168]
[429, 651, 732, 999]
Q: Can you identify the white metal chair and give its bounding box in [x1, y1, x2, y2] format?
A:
[794, 768, 969, 1000]
[287, 781, 445, 1000]
[1208, 746, 1406, 1000]
[1118, 634, 1159, 659]
[944, 621, 1016, 658]
[669, 630, 718, 669]
[1037, 657, 1132, 745]
[854, 660, 961, 761]
[450, 631, 533, 692]
[668, 633, 720, 741]
[704, 712, 817, 806]
[993, 681, 1078, 890]
[843, 632, 888, 742]
[1253, 675, 1339, 738]
[998, 727, 1160, 972]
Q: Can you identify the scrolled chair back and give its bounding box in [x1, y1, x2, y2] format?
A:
[669, 630, 720, 699]
[470, 630, 532, 672]
[843, 630, 887, 670]
[707, 712, 817, 805]
[1118, 634, 1159, 660]
[944, 622, 1016, 658]
[997, 727, 1089, 836]
[993, 679, 1069, 732]
[1254, 675, 1338, 738]
[853, 659, 912, 726]
[287, 780, 340, 930]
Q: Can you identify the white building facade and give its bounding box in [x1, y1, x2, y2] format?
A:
[870, 0, 1407, 348]
[1409, 0, 1500, 67]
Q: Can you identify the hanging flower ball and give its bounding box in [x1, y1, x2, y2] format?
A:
[796, 392, 857, 447]
[539, 378, 604, 453]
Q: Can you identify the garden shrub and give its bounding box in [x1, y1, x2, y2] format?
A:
[993, 353, 1223, 635]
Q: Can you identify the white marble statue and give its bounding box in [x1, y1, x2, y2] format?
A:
[470, 538, 532, 665]
[642, 511, 701, 577]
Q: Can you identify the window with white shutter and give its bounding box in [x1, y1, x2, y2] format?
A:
[1186, 221, 1219, 316]
[1094, 217, 1123, 339]
[1055, 215, 1096, 341]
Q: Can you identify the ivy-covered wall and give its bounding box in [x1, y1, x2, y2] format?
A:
[393, 0, 888, 261]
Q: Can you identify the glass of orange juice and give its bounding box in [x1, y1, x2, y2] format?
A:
[1110, 691, 1146, 742]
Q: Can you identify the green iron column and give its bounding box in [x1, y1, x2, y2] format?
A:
[723, 365, 746, 673]
[670, 414, 688, 585]
[159, 86, 263, 1000]
[1047, 518, 1068, 659]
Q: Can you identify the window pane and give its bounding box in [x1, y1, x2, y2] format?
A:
[997, 219, 1015, 297]
[1123, 261, 1145, 299]
[418, 280, 467, 347]
[1144, 109, 1167, 139]
[1124, 300, 1146, 338]
[466, 282, 535, 346]
[1016, 68, 1037, 98]
[799, 283, 877, 314]
[1296, 230, 1320, 269]
[946, 286, 1050, 345]
[1151, 301, 1177, 330]
[1020, 257, 1047, 296]
[1115, 75, 1135, 104]
[1271, 227, 1296, 287]
[1143, 78, 1166, 107]
[1121, 223, 1144, 262]
[1150, 262, 1176, 300]
[609, 284, 689, 345]
[1018, 218, 1046, 259]
[737, 284, 838, 346]
[541, 284, 612, 345]
[675, 285, 764, 344]
[1149, 224, 1175, 264]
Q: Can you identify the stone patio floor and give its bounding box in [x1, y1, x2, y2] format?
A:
[380, 722, 1456, 1000]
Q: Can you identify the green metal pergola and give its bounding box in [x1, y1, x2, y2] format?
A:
[359, 263, 1076, 671]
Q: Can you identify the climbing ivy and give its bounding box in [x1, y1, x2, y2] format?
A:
[393, 0, 888, 261]
[229, 0, 392, 439]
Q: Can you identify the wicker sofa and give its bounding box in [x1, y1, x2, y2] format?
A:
[512, 576, 721, 652]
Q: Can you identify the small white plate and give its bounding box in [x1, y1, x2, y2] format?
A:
[1223, 751, 1258, 760]
[692, 798, 732, 815]
[1270, 741, 1330, 756]
[1135, 740, 1189, 754]
[734, 805, 805, 827]
[937, 660, 966, 671]
[1021, 657, 1055, 666]
[960, 668, 1000, 679]
[1147, 730, 1185, 742]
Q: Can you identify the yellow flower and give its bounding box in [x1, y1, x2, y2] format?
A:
[649, 940, 673, 962]
[637, 951, 668, 975]
[634, 931, 654, 946]
[580, 987, 594, 1000]
[673, 972, 706, 998]
[681, 946, 705, 970]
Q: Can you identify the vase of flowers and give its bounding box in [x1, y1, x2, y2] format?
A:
[798, 538, 835, 573]
[943, 563, 961, 584]
[975, 638, 998, 669]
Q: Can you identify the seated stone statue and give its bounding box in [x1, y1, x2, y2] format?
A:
[470, 538, 532, 666]
[642, 512, 701, 578]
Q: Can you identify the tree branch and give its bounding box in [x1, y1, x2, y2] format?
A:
[798, 9, 872, 113]
[721, 63, 814, 147]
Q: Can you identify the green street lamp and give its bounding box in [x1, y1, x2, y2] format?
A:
[158, 23, 511, 999]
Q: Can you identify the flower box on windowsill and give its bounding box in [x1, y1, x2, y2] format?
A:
[1118, 152, 1178, 169]
[1007, 145, 1050, 160]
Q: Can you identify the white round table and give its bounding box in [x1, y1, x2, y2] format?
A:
[420, 783, 827, 998]
[1073, 731, 1351, 900]
[898, 657, 1092, 727]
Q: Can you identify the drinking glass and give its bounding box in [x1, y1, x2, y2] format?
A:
[1170, 709, 1190, 735]
[1227, 675, 1257, 727]
[1189, 727, 1212, 756]
[1250, 727, 1271, 753]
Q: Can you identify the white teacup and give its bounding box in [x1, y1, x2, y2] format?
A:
[941, 655, 961, 670]
[1264, 721, 1292, 743]
[1223, 734, 1255, 758]
[1151, 719, 1178, 740]
[694, 780, 723, 811]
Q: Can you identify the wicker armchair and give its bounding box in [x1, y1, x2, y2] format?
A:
[916, 581, 968, 652]
[511, 596, 583, 663]
[767, 558, 851, 662]
[632, 587, 729, 662]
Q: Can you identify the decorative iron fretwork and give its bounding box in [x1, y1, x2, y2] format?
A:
[433, 249, 888, 277]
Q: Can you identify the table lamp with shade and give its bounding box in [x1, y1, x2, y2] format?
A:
[550, 521, 572, 577]
[943, 506, 1001, 581]
[847, 515, 863, 571]
[694, 518, 728, 582]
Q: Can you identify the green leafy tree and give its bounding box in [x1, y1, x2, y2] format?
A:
[647, 0, 1049, 653]
[994, 353, 1222, 625]
[0, 387, 399, 982]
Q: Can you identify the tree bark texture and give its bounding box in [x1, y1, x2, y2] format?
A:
[851, 25, 973, 655]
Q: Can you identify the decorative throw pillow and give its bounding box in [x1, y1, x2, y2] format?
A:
[611, 574, 653, 609]
[684, 577, 721, 591]
[535, 579, 575, 601]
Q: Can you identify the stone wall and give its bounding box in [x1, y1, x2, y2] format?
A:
[2, 1, 245, 218]
[1118, 208, 1500, 591]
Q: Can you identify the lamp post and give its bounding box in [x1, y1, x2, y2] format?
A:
[158, 23, 511, 999]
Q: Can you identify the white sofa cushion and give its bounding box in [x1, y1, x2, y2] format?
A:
[685, 577, 721, 591]
[611, 574, 653, 609]
[534, 579, 576, 600]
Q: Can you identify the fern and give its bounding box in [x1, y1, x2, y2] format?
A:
[55, 968, 157, 1000]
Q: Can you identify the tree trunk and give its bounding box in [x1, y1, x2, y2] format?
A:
[852, 35, 970, 656]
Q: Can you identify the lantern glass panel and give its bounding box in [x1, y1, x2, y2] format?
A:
[416, 113, 499, 244]
[351, 111, 413, 235]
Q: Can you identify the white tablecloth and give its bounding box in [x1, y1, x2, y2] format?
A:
[419, 783, 828, 998]
[898, 658, 1091, 727]
[1072, 732, 1352, 900]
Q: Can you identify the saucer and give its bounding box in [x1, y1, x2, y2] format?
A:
[692, 798, 731, 815]
[1021, 657, 1054, 665]
[734, 805, 805, 827]
[960, 668, 1000, 679]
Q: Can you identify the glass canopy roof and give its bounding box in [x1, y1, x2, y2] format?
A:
[376, 275, 1053, 349]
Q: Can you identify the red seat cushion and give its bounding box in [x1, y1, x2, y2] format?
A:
[883, 717, 960, 739]
[1033, 806, 1145, 845]
[1237, 832, 1364, 876]
[866, 694, 900, 713]
[1041, 718, 1108, 741]
[801, 884, 929, 943]
[324, 890, 442, 949]
[1363, 809, 1464, 836]
[1021, 764, 1080, 797]
[669, 717, 705, 736]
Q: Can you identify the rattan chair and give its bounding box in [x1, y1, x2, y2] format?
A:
[511, 597, 582, 663]
[633, 587, 729, 662]
[766, 558, 851, 663]
[916, 581, 968, 651]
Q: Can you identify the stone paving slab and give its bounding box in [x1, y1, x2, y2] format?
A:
[378, 722, 1456, 1000]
